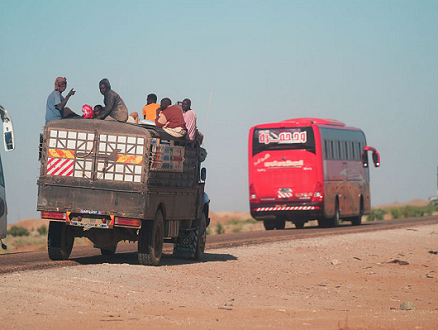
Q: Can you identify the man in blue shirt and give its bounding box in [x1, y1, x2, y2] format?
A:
[45, 77, 76, 124]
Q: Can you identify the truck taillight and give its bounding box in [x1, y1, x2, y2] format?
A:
[115, 217, 141, 227]
[41, 211, 65, 220]
[311, 182, 324, 202]
[249, 184, 258, 202]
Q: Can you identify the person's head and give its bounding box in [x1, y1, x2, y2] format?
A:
[94, 105, 103, 117]
[99, 78, 111, 95]
[147, 93, 157, 105]
[182, 98, 191, 112]
[160, 98, 171, 110]
[130, 112, 139, 121]
[55, 77, 67, 92]
[82, 104, 94, 119]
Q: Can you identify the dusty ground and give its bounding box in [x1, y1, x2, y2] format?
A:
[1, 223, 437, 329]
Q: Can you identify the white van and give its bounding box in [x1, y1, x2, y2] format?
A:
[0, 105, 15, 244]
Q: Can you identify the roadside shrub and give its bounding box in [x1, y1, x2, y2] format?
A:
[227, 219, 240, 226]
[425, 204, 438, 215]
[389, 207, 402, 220]
[367, 209, 386, 222]
[215, 222, 225, 235]
[37, 225, 47, 235]
[7, 226, 30, 237]
[387, 205, 438, 219]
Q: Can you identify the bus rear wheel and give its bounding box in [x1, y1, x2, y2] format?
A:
[275, 219, 285, 230]
[326, 202, 340, 228]
[138, 210, 164, 266]
[48, 221, 74, 260]
[263, 220, 275, 230]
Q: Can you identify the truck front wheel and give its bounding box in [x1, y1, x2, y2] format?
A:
[193, 212, 207, 261]
[48, 221, 74, 260]
[138, 210, 164, 266]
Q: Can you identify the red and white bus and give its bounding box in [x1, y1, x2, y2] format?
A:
[248, 118, 380, 230]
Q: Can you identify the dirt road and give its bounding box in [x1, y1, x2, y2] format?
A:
[1, 223, 437, 329]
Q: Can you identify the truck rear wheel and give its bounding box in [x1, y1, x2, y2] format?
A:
[48, 221, 74, 260]
[138, 210, 164, 266]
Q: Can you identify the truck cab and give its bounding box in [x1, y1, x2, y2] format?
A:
[37, 119, 209, 265]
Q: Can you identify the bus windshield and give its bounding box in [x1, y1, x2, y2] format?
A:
[252, 127, 315, 156]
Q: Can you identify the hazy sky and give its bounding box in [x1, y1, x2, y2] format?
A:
[1, 0, 437, 223]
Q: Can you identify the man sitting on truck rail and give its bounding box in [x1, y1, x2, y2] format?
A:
[155, 98, 187, 138]
[45, 77, 78, 124]
[182, 98, 197, 141]
[142, 93, 161, 121]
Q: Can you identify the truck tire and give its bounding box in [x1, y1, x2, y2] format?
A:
[138, 210, 164, 266]
[48, 221, 74, 260]
[193, 212, 207, 261]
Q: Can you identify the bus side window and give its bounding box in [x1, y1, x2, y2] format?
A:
[344, 141, 348, 160]
[333, 141, 339, 159]
[324, 140, 330, 160]
[338, 141, 343, 160]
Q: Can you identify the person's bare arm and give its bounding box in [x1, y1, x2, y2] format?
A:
[155, 113, 167, 128]
[56, 89, 75, 110]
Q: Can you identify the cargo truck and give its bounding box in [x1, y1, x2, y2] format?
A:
[37, 119, 209, 265]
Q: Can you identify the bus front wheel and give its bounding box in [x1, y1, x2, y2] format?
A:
[351, 205, 363, 226]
